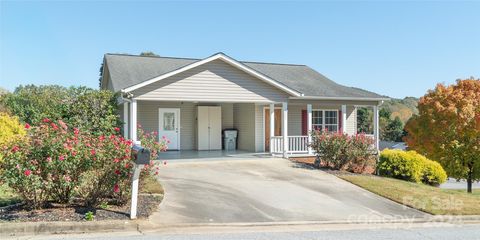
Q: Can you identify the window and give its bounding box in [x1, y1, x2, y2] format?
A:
[311, 110, 338, 132]
[163, 112, 175, 131]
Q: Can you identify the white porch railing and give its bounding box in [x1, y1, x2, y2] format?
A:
[287, 136, 309, 154]
[270, 136, 284, 154]
[271, 135, 309, 155]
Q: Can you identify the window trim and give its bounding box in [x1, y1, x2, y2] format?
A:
[311, 109, 339, 132]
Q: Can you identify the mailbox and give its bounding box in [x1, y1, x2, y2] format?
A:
[131, 145, 151, 165]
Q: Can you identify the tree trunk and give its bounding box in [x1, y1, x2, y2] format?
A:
[467, 166, 473, 193]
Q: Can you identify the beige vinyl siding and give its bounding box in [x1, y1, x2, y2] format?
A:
[255, 105, 264, 152]
[345, 106, 357, 135]
[288, 105, 304, 136]
[221, 103, 234, 129]
[132, 60, 289, 103]
[137, 101, 196, 150]
[136, 101, 235, 150]
[233, 103, 256, 151]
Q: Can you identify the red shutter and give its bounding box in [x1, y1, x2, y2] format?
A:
[338, 110, 342, 133]
[302, 110, 307, 135]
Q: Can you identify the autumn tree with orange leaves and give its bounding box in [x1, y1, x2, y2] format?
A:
[405, 77, 480, 193]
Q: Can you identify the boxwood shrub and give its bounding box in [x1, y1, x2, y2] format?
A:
[378, 149, 447, 186]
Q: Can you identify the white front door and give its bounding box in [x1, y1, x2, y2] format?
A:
[159, 108, 180, 150]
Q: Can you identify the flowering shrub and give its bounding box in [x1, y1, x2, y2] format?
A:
[310, 130, 376, 173]
[77, 131, 133, 206]
[0, 119, 133, 208]
[137, 126, 168, 177]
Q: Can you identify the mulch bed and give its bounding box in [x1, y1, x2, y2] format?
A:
[0, 194, 162, 222]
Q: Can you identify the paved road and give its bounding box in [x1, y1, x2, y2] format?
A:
[26, 223, 480, 240]
[150, 158, 425, 225]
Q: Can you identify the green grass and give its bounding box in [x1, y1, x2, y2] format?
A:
[0, 183, 21, 207]
[139, 174, 164, 195]
[338, 174, 480, 215]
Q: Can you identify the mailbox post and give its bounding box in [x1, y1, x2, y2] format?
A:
[130, 144, 151, 219]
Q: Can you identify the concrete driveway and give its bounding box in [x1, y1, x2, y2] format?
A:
[150, 158, 426, 225]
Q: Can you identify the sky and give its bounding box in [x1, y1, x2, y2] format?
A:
[0, 1, 479, 99]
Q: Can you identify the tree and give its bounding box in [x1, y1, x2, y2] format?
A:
[140, 51, 159, 57]
[383, 117, 404, 142]
[405, 77, 480, 193]
[357, 107, 373, 134]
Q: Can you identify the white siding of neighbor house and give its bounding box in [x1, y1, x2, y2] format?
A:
[131, 59, 289, 103]
[233, 103, 256, 152]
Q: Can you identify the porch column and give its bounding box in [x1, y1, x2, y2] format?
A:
[269, 103, 275, 155]
[341, 105, 347, 134]
[130, 99, 138, 143]
[282, 102, 288, 158]
[373, 105, 379, 152]
[123, 102, 129, 138]
[307, 104, 312, 155]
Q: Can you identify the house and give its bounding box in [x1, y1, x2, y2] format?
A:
[100, 52, 387, 158]
[379, 141, 407, 151]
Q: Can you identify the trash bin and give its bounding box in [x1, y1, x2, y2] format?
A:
[223, 129, 238, 151]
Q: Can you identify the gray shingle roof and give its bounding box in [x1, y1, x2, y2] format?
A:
[104, 53, 385, 99]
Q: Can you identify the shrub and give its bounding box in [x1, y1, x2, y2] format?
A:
[137, 126, 168, 177]
[422, 159, 448, 186]
[77, 132, 133, 206]
[0, 120, 133, 208]
[378, 150, 424, 182]
[0, 113, 26, 146]
[378, 150, 447, 185]
[310, 130, 376, 173]
[0, 85, 120, 136]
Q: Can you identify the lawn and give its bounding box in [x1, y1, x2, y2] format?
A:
[0, 184, 20, 207]
[338, 174, 480, 215]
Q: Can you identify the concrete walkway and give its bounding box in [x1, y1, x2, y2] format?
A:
[151, 159, 426, 225]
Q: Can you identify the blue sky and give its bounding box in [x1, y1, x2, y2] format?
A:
[1, 1, 479, 98]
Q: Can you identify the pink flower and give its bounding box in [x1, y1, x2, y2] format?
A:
[155, 171, 159, 175]
[24, 169, 31, 177]
[63, 175, 71, 182]
[46, 157, 52, 162]
[16, 164, 20, 169]
[113, 184, 120, 193]
[11, 146, 19, 152]
[59, 155, 65, 161]
[25, 123, 31, 129]
[73, 128, 79, 135]
[58, 120, 68, 130]
[43, 118, 50, 123]
[50, 122, 58, 130]
[99, 135, 105, 141]
[114, 158, 120, 163]
[115, 169, 121, 175]
[114, 127, 120, 132]
[90, 149, 96, 155]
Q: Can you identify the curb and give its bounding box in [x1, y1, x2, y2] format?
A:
[1, 215, 479, 237]
[139, 215, 480, 233]
[0, 219, 142, 238]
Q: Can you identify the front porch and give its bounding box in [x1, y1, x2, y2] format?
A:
[158, 150, 274, 161]
[121, 99, 380, 159]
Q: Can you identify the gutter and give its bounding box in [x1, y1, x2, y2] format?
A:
[289, 96, 390, 101]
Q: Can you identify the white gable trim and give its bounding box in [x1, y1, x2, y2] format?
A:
[121, 53, 302, 97]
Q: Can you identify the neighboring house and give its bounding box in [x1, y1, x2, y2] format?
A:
[379, 141, 407, 151]
[100, 52, 387, 157]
